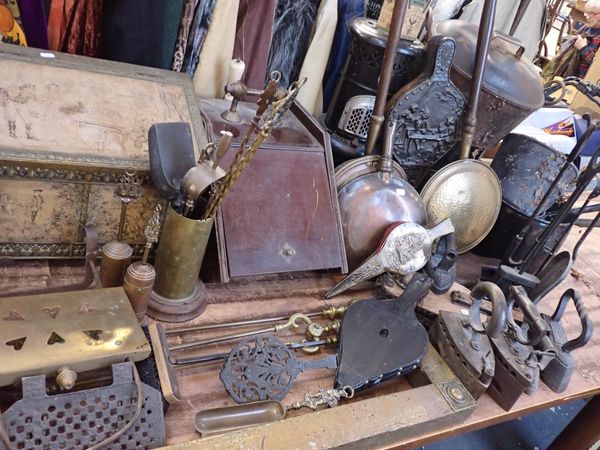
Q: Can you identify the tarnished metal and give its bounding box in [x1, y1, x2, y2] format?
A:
[220, 336, 337, 403]
[420, 159, 501, 253]
[148, 205, 213, 322]
[0, 225, 100, 298]
[181, 133, 231, 217]
[388, 36, 466, 186]
[538, 289, 593, 393]
[99, 170, 143, 287]
[337, 119, 428, 270]
[326, 219, 454, 298]
[491, 134, 579, 216]
[122, 204, 161, 322]
[458, 0, 496, 159]
[0, 362, 165, 450]
[365, 0, 410, 155]
[430, 282, 507, 399]
[324, 17, 424, 158]
[335, 155, 407, 188]
[195, 386, 354, 437]
[0, 287, 150, 387]
[165, 343, 477, 449]
[99, 241, 133, 288]
[488, 287, 541, 411]
[435, 20, 544, 149]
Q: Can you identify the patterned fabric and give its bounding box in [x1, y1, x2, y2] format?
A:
[172, 0, 198, 71]
[265, 0, 319, 88]
[576, 27, 600, 78]
[182, 0, 217, 76]
[59, 0, 102, 56]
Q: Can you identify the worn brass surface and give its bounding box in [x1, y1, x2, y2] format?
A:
[123, 262, 156, 323]
[99, 240, 133, 287]
[152, 205, 213, 300]
[0, 45, 206, 258]
[421, 160, 501, 253]
[0, 287, 150, 387]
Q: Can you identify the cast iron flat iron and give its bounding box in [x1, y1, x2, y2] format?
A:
[487, 286, 552, 411]
[334, 272, 433, 390]
[430, 282, 507, 399]
[326, 219, 455, 298]
[536, 288, 593, 393]
[148, 122, 197, 209]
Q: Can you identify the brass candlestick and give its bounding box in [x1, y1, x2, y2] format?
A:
[123, 204, 162, 324]
[100, 169, 144, 287]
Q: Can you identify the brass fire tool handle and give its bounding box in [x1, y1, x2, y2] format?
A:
[115, 169, 144, 241]
[203, 77, 306, 219]
[142, 204, 162, 264]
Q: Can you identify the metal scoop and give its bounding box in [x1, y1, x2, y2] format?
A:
[325, 218, 454, 298]
[181, 131, 232, 217]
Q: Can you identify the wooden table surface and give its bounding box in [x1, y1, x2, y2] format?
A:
[1, 228, 599, 449]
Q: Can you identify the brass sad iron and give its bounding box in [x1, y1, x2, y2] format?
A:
[326, 219, 454, 298]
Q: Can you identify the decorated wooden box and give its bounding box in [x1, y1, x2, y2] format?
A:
[0, 45, 207, 258]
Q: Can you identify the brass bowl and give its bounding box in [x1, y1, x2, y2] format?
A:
[421, 160, 501, 253]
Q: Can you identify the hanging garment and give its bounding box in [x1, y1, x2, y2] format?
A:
[322, 0, 364, 111]
[172, 0, 198, 71]
[183, 0, 217, 76]
[233, 0, 276, 90]
[47, 0, 69, 51]
[296, 0, 338, 115]
[266, 0, 320, 88]
[192, 0, 239, 98]
[160, 0, 184, 69]
[458, 0, 546, 60]
[17, 0, 48, 48]
[100, 0, 164, 67]
[0, 4, 26, 45]
[59, 0, 102, 56]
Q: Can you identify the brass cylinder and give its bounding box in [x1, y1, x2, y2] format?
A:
[153, 205, 213, 299]
[99, 241, 133, 287]
[123, 261, 156, 323]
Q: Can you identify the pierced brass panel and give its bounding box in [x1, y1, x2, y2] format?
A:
[0, 287, 150, 387]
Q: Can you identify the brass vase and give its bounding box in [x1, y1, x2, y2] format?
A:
[147, 205, 213, 322]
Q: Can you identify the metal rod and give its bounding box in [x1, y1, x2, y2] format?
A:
[509, 0, 531, 36]
[171, 327, 277, 351]
[520, 147, 600, 272]
[505, 124, 599, 266]
[459, 0, 497, 159]
[364, 0, 409, 155]
[117, 199, 129, 242]
[172, 339, 332, 366]
[165, 312, 321, 335]
[573, 210, 600, 261]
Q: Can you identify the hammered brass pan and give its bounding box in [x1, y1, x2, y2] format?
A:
[421, 159, 501, 253]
